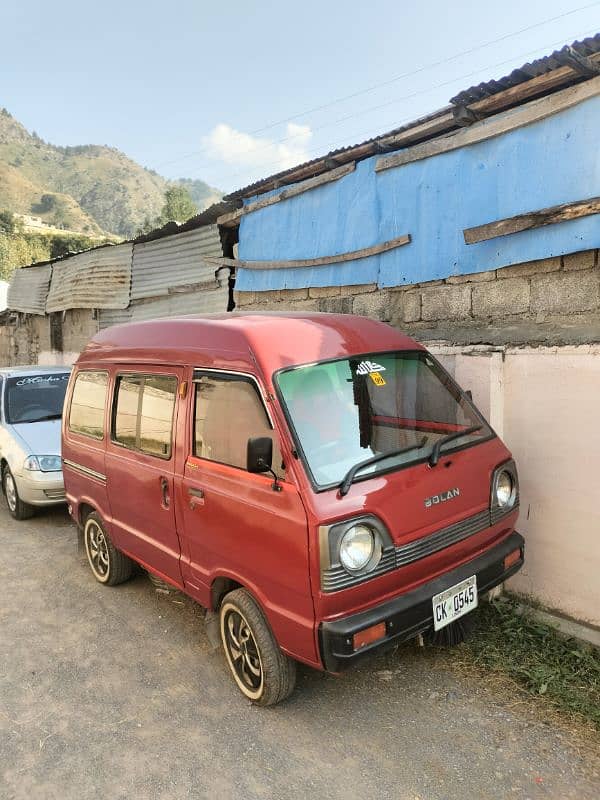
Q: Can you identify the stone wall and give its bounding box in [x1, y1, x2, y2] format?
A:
[235, 249, 600, 346]
[0, 308, 97, 367]
[61, 309, 98, 359]
[0, 315, 52, 366]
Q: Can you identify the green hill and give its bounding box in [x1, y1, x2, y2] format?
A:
[0, 108, 221, 238]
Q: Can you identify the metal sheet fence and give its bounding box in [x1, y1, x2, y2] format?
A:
[131, 225, 223, 300]
[46, 244, 133, 312]
[7, 265, 52, 315]
[98, 284, 229, 329]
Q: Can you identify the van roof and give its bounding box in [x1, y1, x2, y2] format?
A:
[80, 312, 424, 379]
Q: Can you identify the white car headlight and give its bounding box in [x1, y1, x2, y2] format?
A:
[24, 455, 62, 473]
[339, 524, 377, 573]
[495, 470, 516, 508]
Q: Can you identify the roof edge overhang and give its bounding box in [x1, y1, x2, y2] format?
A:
[224, 34, 600, 203]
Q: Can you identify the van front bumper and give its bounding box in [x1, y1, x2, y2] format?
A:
[16, 470, 66, 506]
[319, 531, 524, 673]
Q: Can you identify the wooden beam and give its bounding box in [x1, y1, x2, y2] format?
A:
[376, 75, 600, 173]
[465, 51, 600, 118]
[203, 233, 411, 270]
[556, 46, 600, 79]
[463, 196, 600, 244]
[218, 162, 356, 227]
[376, 109, 455, 149]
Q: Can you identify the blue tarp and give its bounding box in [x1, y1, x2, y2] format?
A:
[236, 94, 600, 291]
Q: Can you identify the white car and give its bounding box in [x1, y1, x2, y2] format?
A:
[0, 366, 71, 519]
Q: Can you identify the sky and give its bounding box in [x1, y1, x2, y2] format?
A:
[2, 1, 599, 194]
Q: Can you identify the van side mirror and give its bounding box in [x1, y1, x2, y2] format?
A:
[247, 437, 273, 473]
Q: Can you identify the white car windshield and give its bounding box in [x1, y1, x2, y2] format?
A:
[4, 374, 70, 424]
[276, 352, 490, 489]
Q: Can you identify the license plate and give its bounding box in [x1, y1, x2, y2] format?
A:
[432, 575, 478, 631]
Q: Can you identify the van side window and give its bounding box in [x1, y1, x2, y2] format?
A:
[194, 374, 283, 476]
[69, 371, 108, 439]
[113, 374, 177, 459]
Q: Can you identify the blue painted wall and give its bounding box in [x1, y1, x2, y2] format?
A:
[236, 94, 600, 292]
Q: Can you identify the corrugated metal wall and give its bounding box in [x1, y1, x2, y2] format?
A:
[46, 243, 133, 312]
[98, 283, 229, 329]
[6, 220, 229, 333]
[7, 265, 52, 315]
[131, 225, 222, 300]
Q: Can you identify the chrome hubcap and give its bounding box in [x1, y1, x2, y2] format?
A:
[4, 473, 17, 512]
[86, 521, 110, 579]
[223, 609, 263, 695]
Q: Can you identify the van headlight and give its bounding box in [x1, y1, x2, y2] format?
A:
[495, 471, 515, 507]
[319, 516, 392, 591]
[491, 461, 518, 510]
[24, 455, 62, 472]
[339, 524, 378, 572]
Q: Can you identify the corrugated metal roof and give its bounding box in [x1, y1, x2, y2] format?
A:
[45, 243, 133, 313]
[99, 284, 229, 329]
[130, 224, 223, 301]
[450, 35, 600, 105]
[134, 201, 239, 243]
[225, 34, 600, 201]
[7, 265, 52, 315]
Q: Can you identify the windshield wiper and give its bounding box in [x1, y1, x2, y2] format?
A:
[428, 425, 482, 467]
[339, 437, 428, 497]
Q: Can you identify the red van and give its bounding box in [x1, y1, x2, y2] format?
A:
[62, 313, 523, 705]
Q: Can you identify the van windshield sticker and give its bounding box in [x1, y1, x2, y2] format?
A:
[355, 360, 386, 376]
[369, 372, 386, 386]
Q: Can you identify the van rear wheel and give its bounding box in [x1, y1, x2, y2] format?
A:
[219, 588, 296, 706]
[83, 512, 133, 586]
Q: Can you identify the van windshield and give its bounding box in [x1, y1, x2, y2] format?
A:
[4, 373, 70, 424]
[276, 352, 490, 489]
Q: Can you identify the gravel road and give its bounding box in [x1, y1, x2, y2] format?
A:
[1, 503, 598, 800]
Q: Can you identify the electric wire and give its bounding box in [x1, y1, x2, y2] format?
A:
[155, 2, 600, 172]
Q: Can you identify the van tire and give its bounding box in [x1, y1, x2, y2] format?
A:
[83, 512, 133, 586]
[219, 588, 296, 706]
[2, 466, 35, 521]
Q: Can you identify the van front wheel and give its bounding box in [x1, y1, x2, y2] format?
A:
[219, 588, 296, 706]
[83, 512, 133, 586]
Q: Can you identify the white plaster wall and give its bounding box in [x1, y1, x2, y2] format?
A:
[430, 344, 600, 627]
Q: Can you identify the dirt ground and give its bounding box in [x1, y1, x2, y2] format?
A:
[1, 503, 599, 800]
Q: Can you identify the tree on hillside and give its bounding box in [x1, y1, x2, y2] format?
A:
[0, 210, 23, 235]
[158, 186, 198, 225]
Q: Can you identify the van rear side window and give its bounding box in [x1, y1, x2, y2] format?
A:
[69, 371, 108, 439]
[112, 374, 177, 459]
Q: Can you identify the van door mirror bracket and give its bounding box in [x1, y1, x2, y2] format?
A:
[247, 437, 282, 492]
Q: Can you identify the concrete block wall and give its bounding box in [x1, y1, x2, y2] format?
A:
[235, 249, 600, 346]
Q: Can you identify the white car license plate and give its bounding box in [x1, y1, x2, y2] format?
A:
[432, 575, 478, 631]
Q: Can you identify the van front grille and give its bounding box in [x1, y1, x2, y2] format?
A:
[321, 505, 517, 593]
[395, 509, 490, 567]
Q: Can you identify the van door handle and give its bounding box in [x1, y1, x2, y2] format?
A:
[160, 477, 170, 509]
[188, 487, 205, 508]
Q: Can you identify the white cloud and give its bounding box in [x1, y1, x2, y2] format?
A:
[201, 122, 312, 180]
